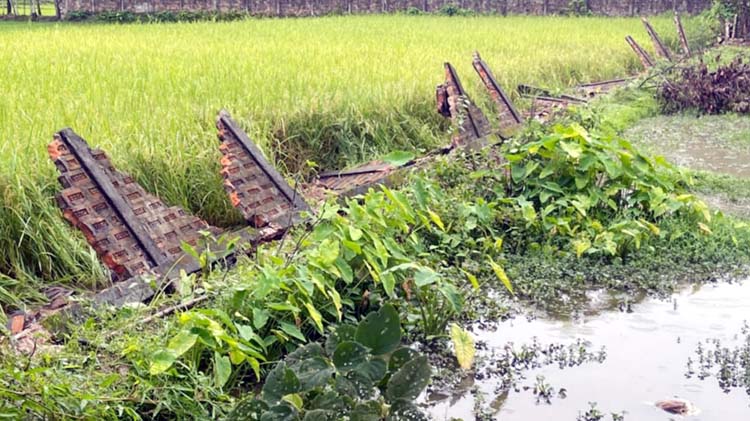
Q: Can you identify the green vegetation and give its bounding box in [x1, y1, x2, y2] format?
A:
[227, 304, 432, 420]
[0, 15, 714, 308]
[3, 11, 750, 421]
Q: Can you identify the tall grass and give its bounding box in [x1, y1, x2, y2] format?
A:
[0, 15, 709, 307]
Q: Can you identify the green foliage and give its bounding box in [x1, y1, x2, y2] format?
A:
[151, 185, 474, 388]
[65, 9, 250, 23]
[226, 305, 432, 420]
[404, 6, 424, 15]
[566, 0, 591, 16]
[0, 15, 701, 306]
[449, 323, 475, 370]
[438, 4, 475, 16]
[505, 122, 710, 256]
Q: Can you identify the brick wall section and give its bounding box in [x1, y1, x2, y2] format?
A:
[49, 133, 220, 282]
[60, 0, 711, 17]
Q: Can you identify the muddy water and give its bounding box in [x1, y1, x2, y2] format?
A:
[624, 114, 750, 179]
[428, 282, 750, 420]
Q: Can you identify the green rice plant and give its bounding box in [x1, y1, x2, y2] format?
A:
[0, 15, 711, 307]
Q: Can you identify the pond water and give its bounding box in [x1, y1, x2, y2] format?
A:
[427, 281, 750, 420]
[625, 114, 750, 179]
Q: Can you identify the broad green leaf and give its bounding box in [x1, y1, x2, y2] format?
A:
[560, 141, 583, 159]
[214, 352, 232, 388]
[229, 349, 245, 365]
[291, 356, 333, 391]
[388, 347, 418, 373]
[450, 324, 475, 370]
[328, 287, 343, 321]
[439, 283, 463, 313]
[389, 400, 429, 421]
[462, 270, 480, 290]
[167, 331, 197, 358]
[253, 308, 270, 330]
[355, 304, 401, 355]
[236, 324, 255, 342]
[427, 209, 445, 231]
[324, 324, 356, 355]
[262, 362, 301, 404]
[303, 409, 333, 421]
[349, 225, 363, 241]
[573, 238, 591, 258]
[356, 357, 387, 383]
[279, 322, 306, 342]
[489, 259, 514, 294]
[304, 303, 324, 334]
[349, 401, 381, 421]
[381, 272, 396, 298]
[385, 356, 432, 402]
[281, 394, 304, 411]
[248, 357, 261, 381]
[518, 199, 537, 223]
[414, 269, 438, 287]
[315, 239, 339, 266]
[698, 222, 713, 235]
[309, 390, 346, 411]
[332, 341, 369, 372]
[259, 403, 298, 421]
[342, 239, 362, 255]
[148, 350, 176, 375]
[226, 399, 268, 421]
[286, 343, 325, 363]
[335, 257, 354, 284]
[381, 150, 415, 167]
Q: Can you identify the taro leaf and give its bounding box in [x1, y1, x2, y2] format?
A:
[226, 399, 268, 421]
[282, 394, 304, 411]
[355, 304, 401, 355]
[388, 348, 418, 374]
[214, 352, 232, 388]
[332, 341, 369, 372]
[356, 357, 387, 384]
[488, 259, 514, 295]
[148, 349, 176, 375]
[286, 343, 325, 364]
[334, 375, 358, 398]
[381, 150, 415, 167]
[260, 403, 300, 421]
[335, 370, 377, 400]
[263, 362, 301, 404]
[386, 400, 429, 421]
[310, 390, 347, 411]
[279, 322, 306, 342]
[324, 325, 356, 355]
[350, 401, 382, 421]
[414, 269, 438, 288]
[449, 324, 475, 370]
[385, 356, 432, 402]
[253, 308, 270, 330]
[291, 356, 334, 391]
[166, 331, 198, 358]
[438, 283, 463, 313]
[303, 409, 334, 421]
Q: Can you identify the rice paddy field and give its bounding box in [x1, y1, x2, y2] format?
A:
[0, 15, 711, 308]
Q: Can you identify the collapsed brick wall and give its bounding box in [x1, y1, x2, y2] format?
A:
[59, 0, 711, 17]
